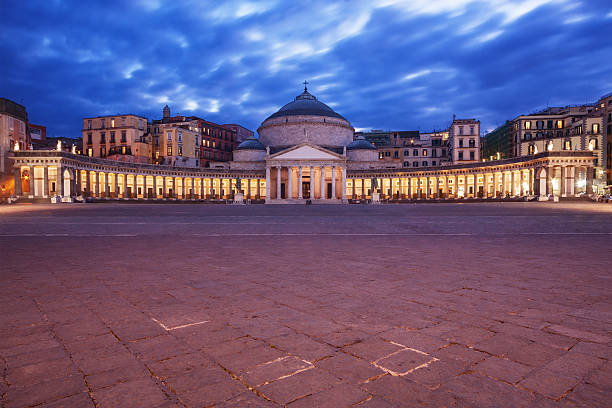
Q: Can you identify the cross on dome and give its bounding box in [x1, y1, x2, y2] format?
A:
[303, 80, 309, 91]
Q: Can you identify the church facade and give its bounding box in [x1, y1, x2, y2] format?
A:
[8, 87, 597, 203]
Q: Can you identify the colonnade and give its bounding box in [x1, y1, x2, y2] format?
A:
[348, 165, 594, 200]
[14, 165, 266, 201]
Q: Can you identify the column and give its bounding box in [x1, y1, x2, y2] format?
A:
[14, 168, 22, 196]
[43, 166, 49, 197]
[311, 166, 316, 199]
[298, 166, 303, 199]
[341, 167, 346, 200]
[113, 173, 118, 198]
[28, 167, 34, 197]
[529, 169, 534, 196]
[463, 174, 468, 198]
[143, 174, 148, 199]
[287, 167, 293, 199]
[560, 167, 566, 197]
[321, 167, 326, 199]
[473, 173, 478, 198]
[546, 167, 553, 196]
[483, 173, 488, 198]
[434, 176, 439, 198]
[76, 169, 81, 196]
[191, 178, 195, 199]
[510, 171, 515, 197]
[71, 169, 77, 197]
[407, 177, 411, 199]
[265, 167, 271, 202]
[246, 178, 251, 200]
[501, 172, 507, 197]
[94, 172, 100, 198]
[200, 178, 204, 199]
[209, 178, 214, 198]
[586, 166, 593, 194]
[331, 166, 336, 199]
[57, 166, 64, 197]
[181, 177, 186, 199]
[566, 167, 575, 196]
[276, 166, 281, 199]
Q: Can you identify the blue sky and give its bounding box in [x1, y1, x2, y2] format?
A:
[1, 0, 611, 138]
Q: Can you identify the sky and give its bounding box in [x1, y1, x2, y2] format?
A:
[1, 0, 612, 138]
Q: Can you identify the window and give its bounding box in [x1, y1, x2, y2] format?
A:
[413, 149, 418, 156]
[178, 145, 183, 156]
[556, 120, 563, 129]
[101, 119, 105, 128]
[167, 131, 172, 142]
[121, 146, 127, 154]
[385, 151, 390, 157]
[110, 131, 115, 143]
[536, 132, 542, 139]
[422, 149, 428, 156]
[524, 133, 531, 141]
[413, 161, 419, 167]
[154, 136, 159, 146]
[432, 150, 437, 158]
[87, 133, 92, 144]
[528, 144, 535, 155]
[138, 119, 143, 129]
[121, 131, 127, 143]
[403, 150, 409, 156]
[470, 126, 474, 135]
[536, 121, 543, 129]
[589, 138, 598, 150]
[459, 126, 464, 135]
[100, 132, 106, 143]
[167, 145, 172, 156]
[100, 147, 106, 156]
[379, 152, 384, 159]
[576, 125, 582, 135]
[469, 151, 475, 160]
[459, 139, 464, 147]
[394, 151, 398, 158]
[547, 120, 553, 129]
[178, 131, 182, 142]
[122, 117, 127, 126]
[111, 118, 115, 128]
[458, 151, 464, 160]
[524, 121, 531, 129]
[87, 120, 92, 129]
[441, 149, 446, 156]
[469, 139, 475, 147]
[422, 161, 428, 166]
[87, 148, 93, 157]
[564, 140, 572, 150]
[593, 123, 600, 133]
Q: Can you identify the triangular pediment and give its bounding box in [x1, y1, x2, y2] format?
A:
[269, 144, 343, 160]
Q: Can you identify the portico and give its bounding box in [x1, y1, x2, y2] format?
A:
[265, 144, 346, 203]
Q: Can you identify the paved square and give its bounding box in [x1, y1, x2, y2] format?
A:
[0, 202, 611, 407]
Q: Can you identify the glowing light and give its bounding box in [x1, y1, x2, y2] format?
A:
[57, 140, 62, 151]
[71, 145, 77, 154]
[551, 179, 559, 190]
[13, 142, 19, 151]
[577, 179, 586, 188]
[547, 142, 553, 152]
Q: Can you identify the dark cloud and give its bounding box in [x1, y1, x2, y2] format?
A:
[1, 0, 611, 137]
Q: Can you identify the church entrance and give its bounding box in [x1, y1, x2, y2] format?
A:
[302, 182, 310, 199]
[327, 183, 332, 199]
[280, 183, 286, 199]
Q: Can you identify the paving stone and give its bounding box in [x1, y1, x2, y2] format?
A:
[257, 367, 341, 404]
[375, 348, 432, 375]
[569, 341, 612, 360]
[8, 358, 79, 387]
[353, 396, 395, 407]
[268, 332, 336, 362]
[165, 366, 230, 394]
[242, 355, 312, 386]
[440, 373, 537, 407]
[542, 351, 604, 379]
[179, 377, 247, 407]
[37, 392, 95, 407]
[432, 344, 488, 364]
[7, 374, 87, 407]
[85, 364, 149, 390]
[127, 334, 191, 363]
[473, 357, 533, 384]
[564, 382, 611, 407]
[545, 325, 609, 344]
[148, 352, 216, 380]
[288, 383, 370, 407]
[216, 391, 280, 407]
[379, 329, 449, 353]
[93, 377, 169, 408]
[363, 374, 461, 407]
[519, 369, 579, 399]
[344, 338, 404, 362]
[443, 326, 495, 346]
[315, 352, 384, 383]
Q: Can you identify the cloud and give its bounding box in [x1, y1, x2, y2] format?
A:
[0, 0, 611, 138]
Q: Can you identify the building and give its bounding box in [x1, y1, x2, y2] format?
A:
[29, 123, 47, 149]
[10, 86, 597, 202]
[152, 105, 238, 167]
[482, 121, 512, 161]
[0, 98, 29, 195]
[356, 129, 451, 169]
[595, 92, 612, 187]
[82, 114, 149, 163]
[223, 123, 254, 143]
[449, 118, 481, 163]
[153, 123, 199, 167]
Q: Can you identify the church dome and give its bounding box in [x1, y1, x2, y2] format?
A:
[236, 136, 266, 151]
[264, 89, 346, 121]
[258, 85, 354, 149]
[347, 136, 376, 151]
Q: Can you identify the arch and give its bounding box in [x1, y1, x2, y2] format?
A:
[63, 168, 72, 197]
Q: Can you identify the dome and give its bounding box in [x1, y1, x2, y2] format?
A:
[347, 136, 376, 150]
[236, 136, 266, 151]
[264, 89, 346, 121]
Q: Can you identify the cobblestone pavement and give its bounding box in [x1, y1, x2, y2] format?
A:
[0, 202, 610, 408]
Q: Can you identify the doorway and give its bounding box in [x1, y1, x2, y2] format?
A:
[303, 182, 310, 199]
[280, 183, 286, 199]
[327, 183, 332, 199]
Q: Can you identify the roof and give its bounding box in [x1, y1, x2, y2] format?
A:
[235, 137, 266, 151]
[347, 136, 376, 151]
[264, 89, 346, 121]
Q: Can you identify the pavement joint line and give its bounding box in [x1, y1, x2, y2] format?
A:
[3, 232, 612, 237]
[150, 317, 209, 331]
[372, 342, 439, 377]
